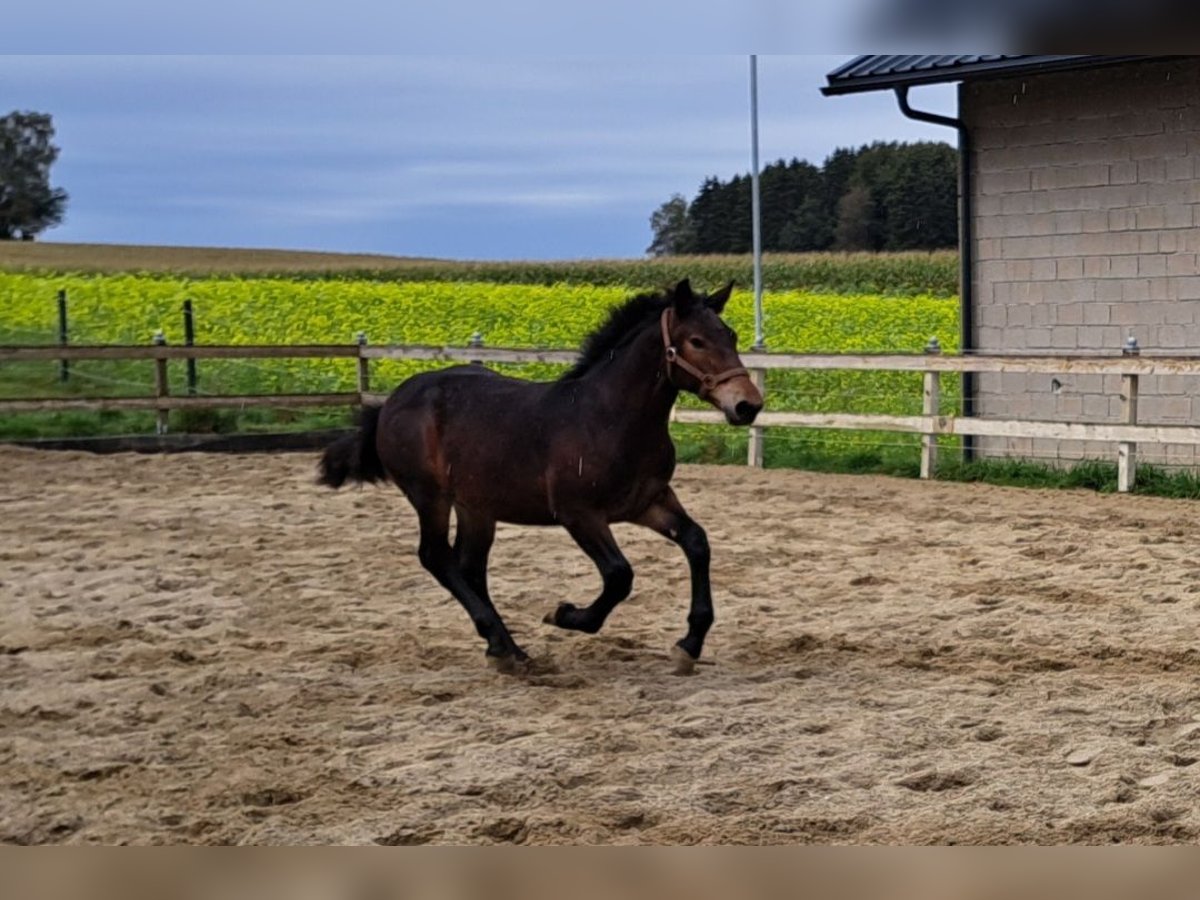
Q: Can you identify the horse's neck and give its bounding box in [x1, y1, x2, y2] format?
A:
[583, 325, 678, 428]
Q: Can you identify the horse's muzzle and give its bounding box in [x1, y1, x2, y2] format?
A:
[712, 376, 764, 426]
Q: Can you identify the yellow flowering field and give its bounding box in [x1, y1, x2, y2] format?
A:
[0, 274, 958, 452]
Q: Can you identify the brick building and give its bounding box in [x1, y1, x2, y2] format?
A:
[824, 55, 1200, 464]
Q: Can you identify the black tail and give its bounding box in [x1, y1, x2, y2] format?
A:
[319, 405, 387, 488]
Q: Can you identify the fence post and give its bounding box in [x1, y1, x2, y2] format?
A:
[747, 340, 766, 468]
[1118, 335, 1140, 493]
[152, 330, 169, 435]
[57, 289, 69, 384]
[921, 337, 942, 480]
[468, 331, 484, 366]
[356, 331, 370, 398]
[182, 299, 197, 396]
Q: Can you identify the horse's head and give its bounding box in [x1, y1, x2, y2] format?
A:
[662, 279, 763, 426]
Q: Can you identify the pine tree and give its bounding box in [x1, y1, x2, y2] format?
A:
[649, 140, 957, 256]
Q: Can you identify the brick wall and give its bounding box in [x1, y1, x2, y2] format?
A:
[966, 58, 1200, 465]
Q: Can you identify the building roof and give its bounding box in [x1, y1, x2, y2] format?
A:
[822, 55, 1154, 95]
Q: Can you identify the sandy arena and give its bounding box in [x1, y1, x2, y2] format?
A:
[3, 445, 1200, 844]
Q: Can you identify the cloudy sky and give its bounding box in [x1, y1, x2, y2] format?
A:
[1, 55, 956, 260]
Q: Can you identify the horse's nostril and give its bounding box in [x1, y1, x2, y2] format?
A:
[735, 400, 762, 421]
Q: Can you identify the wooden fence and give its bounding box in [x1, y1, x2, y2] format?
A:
[5, 341, 1200, 492]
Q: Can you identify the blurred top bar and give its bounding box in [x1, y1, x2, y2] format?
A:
[822, 55, 1154, 95]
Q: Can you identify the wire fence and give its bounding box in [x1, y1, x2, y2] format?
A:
[66, 366, 157, 394]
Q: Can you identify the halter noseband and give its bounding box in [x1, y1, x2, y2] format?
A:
[660, 307, 748, 400]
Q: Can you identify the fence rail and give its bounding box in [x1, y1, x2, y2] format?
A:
[5, 340, 1200, 492]
[2, 393, 359, 413]
[0, 344, 360, 361]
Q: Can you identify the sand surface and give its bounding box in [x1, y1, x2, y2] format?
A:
[3, 446, 1200, 844]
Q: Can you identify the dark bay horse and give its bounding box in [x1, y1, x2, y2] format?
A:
[319, 279, 763, 674]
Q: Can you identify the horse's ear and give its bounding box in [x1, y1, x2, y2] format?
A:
[706, 280, 734, 314]
[671, 278, 698, 313]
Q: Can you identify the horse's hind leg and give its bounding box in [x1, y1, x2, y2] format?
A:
[453, 507, 495, 604]
[544, 519, 633, 635]
[411, 490, 526, 670]
[636, 488, 711, 676]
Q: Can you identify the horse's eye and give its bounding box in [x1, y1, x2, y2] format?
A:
[688, 337, 706, 350]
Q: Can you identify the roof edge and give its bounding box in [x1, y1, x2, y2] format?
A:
[822, 55, 1156, 96]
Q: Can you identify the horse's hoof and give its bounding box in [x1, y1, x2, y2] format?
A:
[486, 651, 527, 675]
[670, 645, 698, 676]
[486, 653, 515, 674]
[543, 602, 574, 627]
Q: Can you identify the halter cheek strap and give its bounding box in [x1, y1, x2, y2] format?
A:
[660, 308, 749, 400]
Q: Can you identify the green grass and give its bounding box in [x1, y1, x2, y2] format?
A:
[1125, 464, 1200, 499]
[0, 406, 352, 440]
[672, 424, 920, 478]
[935, 456, 1200, 499]
[671, 422, 1200, 500]
[935, 457, 1118, 491]
[0, 356, 356, 438]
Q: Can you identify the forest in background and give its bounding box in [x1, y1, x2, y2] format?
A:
[648, 141, 959, 256]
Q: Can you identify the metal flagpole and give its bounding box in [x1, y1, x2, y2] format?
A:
[749, 55, 764, 350]
[746, 55, 767, 468]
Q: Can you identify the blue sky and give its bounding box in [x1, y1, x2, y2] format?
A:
[1, 55, 957, 260]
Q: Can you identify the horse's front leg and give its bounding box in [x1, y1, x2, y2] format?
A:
[544, 518, 633, 635]
[636, 488, 711, 675]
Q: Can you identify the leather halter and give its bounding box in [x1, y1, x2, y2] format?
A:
[660, 307, 749, 400]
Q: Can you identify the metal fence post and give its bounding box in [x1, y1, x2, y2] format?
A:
[921, 337, 942, 480]
[152, 330, 169, 435]
[1118, 335, 1140, 493]
[182, 299, 197, 396]
[747, 340, 766, 468]
[57, 289, 69, 384]
[356, 331, 370, 399]
[468, 331, 484, 366]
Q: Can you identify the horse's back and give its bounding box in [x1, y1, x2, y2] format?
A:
[383, 365, 551, 417]
[375, 366, 562, 519]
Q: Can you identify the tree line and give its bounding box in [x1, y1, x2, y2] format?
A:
[648, 141, 958, 256]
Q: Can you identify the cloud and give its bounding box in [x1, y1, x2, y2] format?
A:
[0, 55, 956, 258]
[3, 2, 872, 52]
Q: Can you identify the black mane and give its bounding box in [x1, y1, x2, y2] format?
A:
[561, 289, 669, 380]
